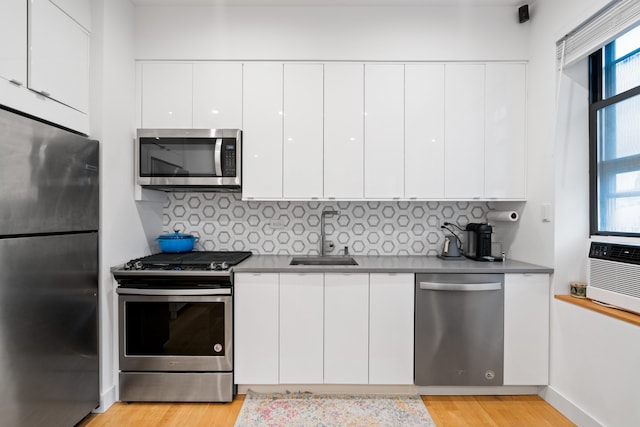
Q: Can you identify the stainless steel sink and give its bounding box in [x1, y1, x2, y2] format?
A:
[289, 256, 358, 266]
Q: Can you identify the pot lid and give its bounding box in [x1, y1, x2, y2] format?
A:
[157, 230, 196, 240]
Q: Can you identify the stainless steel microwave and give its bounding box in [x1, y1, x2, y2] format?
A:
[135, 128, 241, 191]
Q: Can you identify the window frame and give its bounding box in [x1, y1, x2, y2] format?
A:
[589, 41, 640, 237]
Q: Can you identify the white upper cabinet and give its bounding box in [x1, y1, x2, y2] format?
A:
[0, 0, 27, 85]
[324, 273, 369, 384]
[364, 64, 405, 199]
[140, 62, 243, 129]
[283, 64, 324, 198]
[49, 0, 90, 31]
[444, 63, 485, 199]
[193, 62, 242, 129]
[405, 64, 446, 199]
[140, 63, 192, 128]
[485, 63, 526, 199]
[324, 63, 364, 199]
[242, 63, 283, 200]
[135, 60, 526, 201]
[0, 0, 88, 132]
[29, 0, 90, 113]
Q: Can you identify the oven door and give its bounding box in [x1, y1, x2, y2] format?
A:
[118, 290, 232, 372]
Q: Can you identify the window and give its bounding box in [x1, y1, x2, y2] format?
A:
[589, 25, 640, 236]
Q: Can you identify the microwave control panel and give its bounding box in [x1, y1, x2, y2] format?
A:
[222, 140, 237, 176]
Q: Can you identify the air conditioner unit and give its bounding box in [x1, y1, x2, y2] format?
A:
[588, 242, 640, 315]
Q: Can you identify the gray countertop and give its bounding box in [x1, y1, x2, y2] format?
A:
[232, 255, 553, 274]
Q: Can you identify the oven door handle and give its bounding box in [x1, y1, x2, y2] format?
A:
[116, 287, 231, 296]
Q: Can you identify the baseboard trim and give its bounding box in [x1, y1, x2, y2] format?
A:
[539, 386, 603, 427]
[417, 385, 540, 395]
[237, 384, 418, 395]
[95, 385, 117, 413]
[236, 384, 540, 396]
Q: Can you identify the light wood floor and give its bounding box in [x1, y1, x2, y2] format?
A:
[79, 394, 575, 426]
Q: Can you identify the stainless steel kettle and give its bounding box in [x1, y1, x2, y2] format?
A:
[441, 235, 461, 257]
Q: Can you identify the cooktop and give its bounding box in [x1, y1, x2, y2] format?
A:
[121, 251, 252, 271]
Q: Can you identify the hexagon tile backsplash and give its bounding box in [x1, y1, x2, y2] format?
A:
[164, 193, 489, 256]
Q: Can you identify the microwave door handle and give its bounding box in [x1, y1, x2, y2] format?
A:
[214, 138, 223, 176]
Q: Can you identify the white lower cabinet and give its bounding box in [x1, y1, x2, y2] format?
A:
[279, 273, 324, 384]
[503, 273, 549, 385]
[234, 273, 279, 384]
[236, 272, 548, 387]
[234, 272, 415, 385]
[369, 274, 414, 384]
[324, 273, 369, 384]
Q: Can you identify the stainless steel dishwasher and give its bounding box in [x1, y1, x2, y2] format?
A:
[414, 273, 504, 386]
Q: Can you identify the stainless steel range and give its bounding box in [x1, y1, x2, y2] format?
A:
[112, 251, 251, 402]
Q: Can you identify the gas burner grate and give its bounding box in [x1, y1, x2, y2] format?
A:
[125, 251, 252, 270]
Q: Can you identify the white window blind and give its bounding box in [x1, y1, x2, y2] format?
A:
[556, 0, 640, 67]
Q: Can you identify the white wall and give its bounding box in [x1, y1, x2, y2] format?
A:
[544, 302, 640, 427]
[553, 58, 590, 293]
[134, 5, 528, 61]
[90, 0, 164, 411]
[526, 1, 640, 426]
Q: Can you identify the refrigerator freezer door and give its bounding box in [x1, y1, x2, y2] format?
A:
[0, 107, 99, 235]
[0, 232, 99, 426]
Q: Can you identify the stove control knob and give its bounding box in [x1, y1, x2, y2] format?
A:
[221, 261, 229, 270]
[133, 260, 143, 270]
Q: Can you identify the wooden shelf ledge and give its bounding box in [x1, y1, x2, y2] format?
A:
[555, 294, 640, 327]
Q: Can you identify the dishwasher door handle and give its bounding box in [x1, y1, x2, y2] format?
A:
[419, 281, 502, 291]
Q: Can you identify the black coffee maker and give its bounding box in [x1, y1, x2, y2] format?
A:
[464, 223, 495, 261]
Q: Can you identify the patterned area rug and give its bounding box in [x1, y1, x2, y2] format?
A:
[234, 392, 436, 427]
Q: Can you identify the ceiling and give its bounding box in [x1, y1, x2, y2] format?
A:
[131, 0, 525, 7]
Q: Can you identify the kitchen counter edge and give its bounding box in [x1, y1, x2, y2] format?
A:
[232, 255, 553, 274]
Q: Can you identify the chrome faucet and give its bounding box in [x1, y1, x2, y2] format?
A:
[320, 209, 339, 256]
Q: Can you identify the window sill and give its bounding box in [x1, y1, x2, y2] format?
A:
[555, 294, 640, 327]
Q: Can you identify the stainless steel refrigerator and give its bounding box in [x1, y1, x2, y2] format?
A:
[0, 106, 99, 426]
